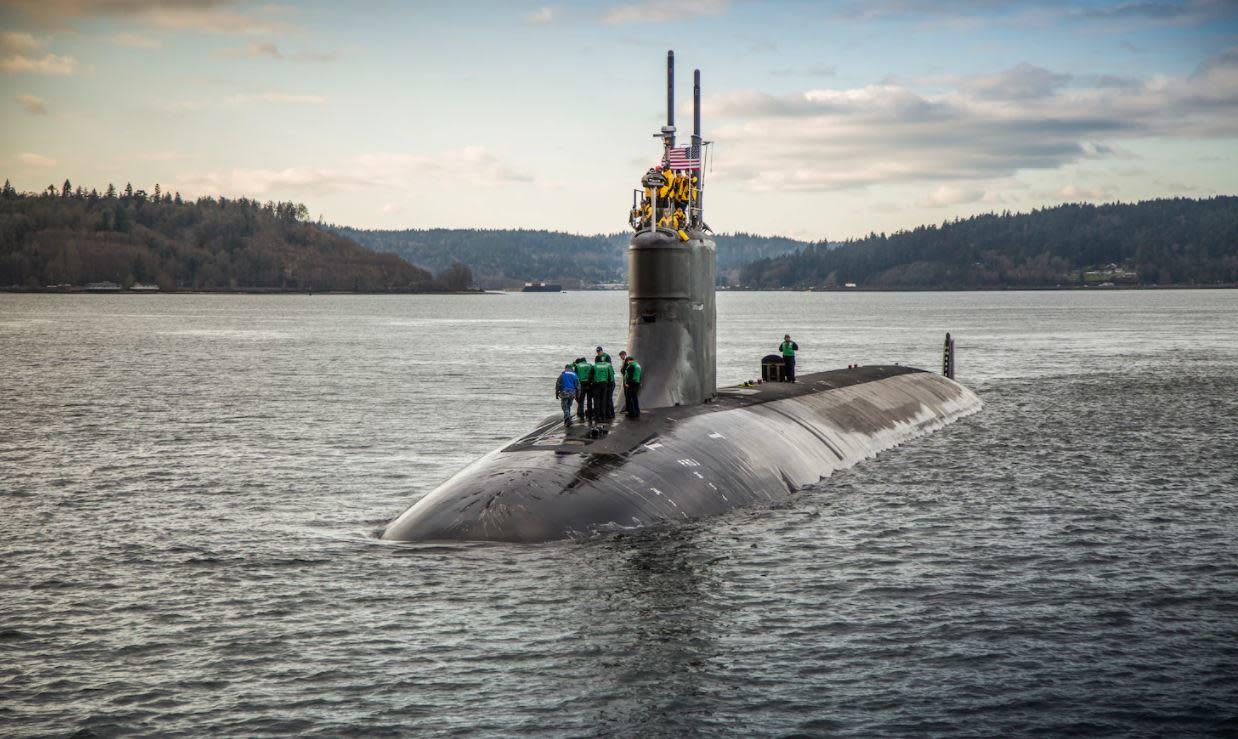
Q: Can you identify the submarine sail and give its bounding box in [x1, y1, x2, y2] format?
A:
[627, 50, 716, 408]
[380, 52, 981, 543]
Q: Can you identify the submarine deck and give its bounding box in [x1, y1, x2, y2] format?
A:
[507, 364, 925, 456]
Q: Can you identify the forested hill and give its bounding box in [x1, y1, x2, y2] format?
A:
[0, 182, 448, 292]
[333, 227, 813, 289]
[740, 197, 1238, 289]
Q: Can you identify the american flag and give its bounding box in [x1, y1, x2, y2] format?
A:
[665, 145, 701, 170]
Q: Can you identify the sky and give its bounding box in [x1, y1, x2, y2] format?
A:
[2, 0, 1237, 240]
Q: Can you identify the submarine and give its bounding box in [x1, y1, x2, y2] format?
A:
[382, 52, 981, 543]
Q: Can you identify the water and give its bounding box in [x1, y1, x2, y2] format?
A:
[2, 290, 1236, 736]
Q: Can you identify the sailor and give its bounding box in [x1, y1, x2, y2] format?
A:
[623, 355, 642, 417]
[780, 334, 799, 382]
[617, 350, 629, 411]
[573, 356, 593, 420]
[555, 363, 579, 426]
[591, 355, 616, 422]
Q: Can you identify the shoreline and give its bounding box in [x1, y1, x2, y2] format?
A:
[3, 284, 1235, 295]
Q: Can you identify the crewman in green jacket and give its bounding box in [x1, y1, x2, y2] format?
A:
[780, 334, 799, 382]
[591, 356, 616, 421]
[573, 357, 593, 420]
[623, 355, 642, 417]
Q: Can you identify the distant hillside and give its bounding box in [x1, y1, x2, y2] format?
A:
[0, 181, 444, 292]
[333, 227, 814, 289]
[740, 197, 1238, 289]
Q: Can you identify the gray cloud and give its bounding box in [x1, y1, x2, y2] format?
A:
[702, 50, 1238, 192]
[0, 31, 77, 74]
[14, 92, 47, 114]
[217, 40, 281, 59]
[1, 0, 291, 34]
[173, 147, 534, 198]
[962, 62, 1070, 100]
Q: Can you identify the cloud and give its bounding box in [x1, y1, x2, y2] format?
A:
[167, 91, 328, 111]
[217, 40, 282, 58]
[0, 30, 41, 54]
[17, 152, 56, 167]
[0, 31, 77, 74]
[1075, 0, 1232, 24]
[214, 41, 338, 62]
[835, 0, 1021, 22]
[109, 31, 161, 48]
[837, 0, 1233, 26]
[701, 49, 1238, 192]
[917, 184, 986, 207]
[14, 92, 46, 114]
[225, 92, 326, 104]
[2, 0, 291, 35]
[173, 147, 534, 198]
[604, 0, 726, 24]
[961, 62, 1070, 100]
[526, 5, 555, 24]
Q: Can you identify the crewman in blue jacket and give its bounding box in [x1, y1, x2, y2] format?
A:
[555, 363, 579, 426]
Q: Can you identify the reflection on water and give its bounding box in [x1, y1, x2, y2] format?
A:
[2, 290, 1237, 735]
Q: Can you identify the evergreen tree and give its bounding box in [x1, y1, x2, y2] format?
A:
[124, 182, 133, 199]
[1, 179, 14, 197]
[173, 191, 182, 205]
[61, 179, 72, 198]
[153, 183, 161, 201]
[106, 183, 117, 199]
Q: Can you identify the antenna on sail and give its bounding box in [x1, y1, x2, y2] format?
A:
[660, 50, 676, 151]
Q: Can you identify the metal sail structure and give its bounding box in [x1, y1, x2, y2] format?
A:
[626, 50, 716, 408]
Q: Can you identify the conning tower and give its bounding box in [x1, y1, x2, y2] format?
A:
[627, 50, 716, 408]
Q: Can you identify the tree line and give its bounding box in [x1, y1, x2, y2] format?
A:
[740, 197, 1238, 289]
[0, 180, 471, 292]
[334, 226, 815, 289]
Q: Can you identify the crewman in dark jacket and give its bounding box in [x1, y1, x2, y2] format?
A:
[780, 334, 799, 382]
[623, 355, 642, 417]
[591, 356, 616, 421]
[594, 347, 615, 419]
[573, 357, 592, 420]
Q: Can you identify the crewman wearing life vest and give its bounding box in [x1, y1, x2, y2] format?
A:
[780, 334, 799, 382]
[623, 355, 643, 417]
[573, 356, 593, 420]
[591, 354, 616, 422]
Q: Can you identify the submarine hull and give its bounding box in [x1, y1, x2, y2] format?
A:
[381, 366, 981, 543]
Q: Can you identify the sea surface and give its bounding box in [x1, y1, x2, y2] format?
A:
[2, 290, 1236, 737]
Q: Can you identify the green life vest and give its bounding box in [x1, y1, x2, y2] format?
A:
[780, 340, 796, 357]
[574, 361, 592, 382]
[628, 361, 642, 383]
[595, 352, 611, 364]
[593, 362, 614, 383]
